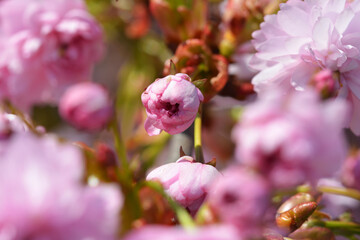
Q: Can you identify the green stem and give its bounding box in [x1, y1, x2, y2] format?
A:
[116, 171, 142, 234]
[110, 117, 131, 182]
[325, 221, 360, 230]
[317, 186, 360, 201]
[194, 104, 204, 163]
[110, 117, 142, 234]
[110, 119, 142, 233]
[143, 181, 196, 229]
[308, 220, 360, 234]
[349, 236, 360, 240]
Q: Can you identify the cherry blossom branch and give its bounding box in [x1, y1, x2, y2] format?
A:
[110, 117, 131, 182]
[194, 103, 204, 163]
[317, 186, 360, 201]
[307, 219, 360, 236]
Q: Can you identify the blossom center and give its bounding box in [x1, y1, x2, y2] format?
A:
[161, 101, 180, 117]
[222, 192, 238, 204]
[59, 43, 69, 57]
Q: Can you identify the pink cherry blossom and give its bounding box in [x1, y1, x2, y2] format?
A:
[59, 82, 113, 131]
[0, 133, 122, 239]
[141, 73, 204, 136]
[123, 224, 240, 240]
[250, 0, 360, 134]
[0, 0, 103, 110]
[146, 156, 220, 215]
[207, 167, 270, 239]
[232, 89, 348, 188]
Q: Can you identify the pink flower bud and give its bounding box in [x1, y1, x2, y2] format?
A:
[59, 82, 113, 131]
[163, 40, 229, 102]
[311, 69, 338, 98]
[146, 156, 220, 215]
[141, 73, 204, 136]
[276, 198, 317, 232]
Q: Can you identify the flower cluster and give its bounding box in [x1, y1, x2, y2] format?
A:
[251, 0, 360, 134]
[232, 89, 348, 188]
[0, 133, 122, 240]
[0, 0, 103, 110]
[0, 0, 360, 240]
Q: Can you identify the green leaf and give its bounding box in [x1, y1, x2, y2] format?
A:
[169, 60, 178, 75]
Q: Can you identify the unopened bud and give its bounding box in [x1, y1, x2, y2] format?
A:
[150, 0, 207, 44]
[277, 193, 314, 214]
[96, 143, 117, 168]
[59, 82, 113, 131]
[164, 39, 228, 102]
[146, 156, 221, 215]
[124, 1, 150, 39]
[310, 69, 339, 99]
[220, 32, 237, 57]
[220, 0, 271, 56]
[276, 202, 317, 232]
